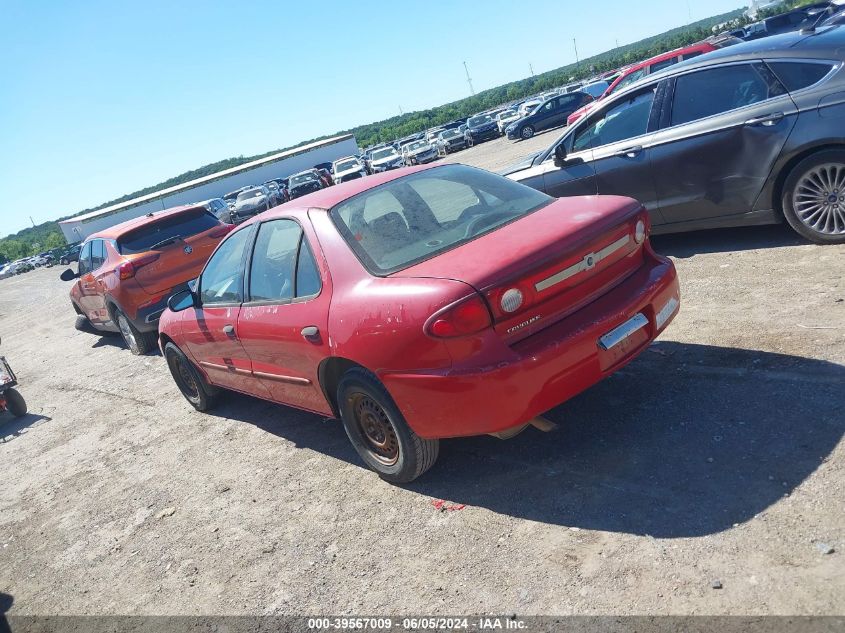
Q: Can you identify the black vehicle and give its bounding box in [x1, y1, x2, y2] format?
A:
[287, 170, 324, 200]
[0, 337, 26, 418]
[506, 91, 594, 140]
[505, 26, 845, 244]
[464, 114, 499, 144]
[59, 244, 82, 265]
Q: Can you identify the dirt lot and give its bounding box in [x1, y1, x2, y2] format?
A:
[0, 134, 843, 617]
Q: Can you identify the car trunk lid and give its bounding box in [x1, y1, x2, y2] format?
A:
[394, 196, 647, 343]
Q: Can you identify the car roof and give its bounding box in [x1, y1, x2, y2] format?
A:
[88, 205, 204, 240]
[253, 165, 436, 214]
[616, 25, 845, 97]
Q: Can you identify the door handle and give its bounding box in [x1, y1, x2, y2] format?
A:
[222, 324, 235, 336]
[301, 326, 319, 339]
[615, 145, 643, 158]
[744, 112, 784, 127]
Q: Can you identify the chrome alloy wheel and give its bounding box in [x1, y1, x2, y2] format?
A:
[793, 163, 845, 236]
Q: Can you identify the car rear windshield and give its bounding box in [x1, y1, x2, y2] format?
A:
[290, 173, 317, 186]
[468, 115, 492, 126]
[117, 208, 219, 254]
[371, 148, 396, 160]
[236, 189, 265, 202]
[330, 164, 553, 275]
[335, 159, 359, 172]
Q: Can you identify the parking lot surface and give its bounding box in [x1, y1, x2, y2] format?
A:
[0, 137, 843, 616]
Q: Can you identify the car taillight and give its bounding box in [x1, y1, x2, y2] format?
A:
[425, 295, 492, 338]
[117, 253, 160, 280]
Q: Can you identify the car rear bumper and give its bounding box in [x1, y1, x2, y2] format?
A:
[131, 282, 191, 332]
[379, 250, 679, 439]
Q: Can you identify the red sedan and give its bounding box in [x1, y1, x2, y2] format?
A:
[159, 164, 679, 483]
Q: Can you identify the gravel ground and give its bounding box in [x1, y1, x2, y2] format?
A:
[0, 133, 843, 617]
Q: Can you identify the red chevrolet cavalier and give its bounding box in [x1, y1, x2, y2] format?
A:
[159, 164, 679, 483]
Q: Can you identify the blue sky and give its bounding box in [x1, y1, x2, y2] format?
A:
[0, 0, 742, 237]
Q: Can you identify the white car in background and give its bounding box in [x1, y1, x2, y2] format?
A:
[368, 146, 404, 173]
[518, 98, 542, 117]
[496, 109, 521, 134]
[332, 156, 368, 184]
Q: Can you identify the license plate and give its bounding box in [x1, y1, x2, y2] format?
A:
[598, 313, 649, 351]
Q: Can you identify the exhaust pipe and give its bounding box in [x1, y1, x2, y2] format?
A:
[489, 416, 558, 439]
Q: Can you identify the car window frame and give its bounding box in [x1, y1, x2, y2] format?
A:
[569, 83, 662, 154]
[764, 58, 839, 95]
[663, 60, 789, 129]
[77, 241, 93, 275]
[196, 223, 256, 309]
[542, 79, 665, 164]
[243, 217, 323, 307]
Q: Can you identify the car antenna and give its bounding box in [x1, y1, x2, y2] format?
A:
[800, 7, 829, 34]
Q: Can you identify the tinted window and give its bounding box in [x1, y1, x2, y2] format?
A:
[573, 87, 656, 151]
[77, 241, 93, 275]
[768, 61, 833, 92]
[90, 240, 106, 270]
[118, 208, 219, 254]
[650, 56, 679, 73]
[331, 165, 551, 275]
[671, 63, 784, 126]
[684, 51, 704, 60]
[199, 227, 252, 305]
[249, 220, 300, 302]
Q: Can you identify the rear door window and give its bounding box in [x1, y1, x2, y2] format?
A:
[118, 208, 220, 254]
[650, 56, 680, 73]
[767, 61, 834, 91]
[248, 219, 322, 302]
[670, 63, 786, 126]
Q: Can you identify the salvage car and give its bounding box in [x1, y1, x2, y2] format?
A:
[230, 186, 278, 223]
[402, 140, 438, 165]
[435, 128, 469, 155]
[506, 91, 594, 140]
[464, 114, 499, 144]
[158, 164, 680, 483]
[506, 26, 845, 244]
[367, 146, 405, 173]
[287, 170, 325, 199]
[332, 156, 368, 183]
[60, 205, 233, 354]
[496, 109, 521, 134]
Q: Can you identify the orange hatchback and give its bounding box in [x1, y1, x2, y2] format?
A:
[60, 205, 232, 354]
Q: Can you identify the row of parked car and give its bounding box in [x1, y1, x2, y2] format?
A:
[55, 23, 845, 485]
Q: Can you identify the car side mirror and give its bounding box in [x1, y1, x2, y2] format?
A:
[167, 288, 198, 312]
[553, 144, 568, 167]
[59, 268, 79, 281]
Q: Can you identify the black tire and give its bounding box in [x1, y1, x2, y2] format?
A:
[74, 314, 95, 333]
[337, 368, 439, 483]
[114, 309, 157, 355]
[60, 258, 68, 265]
[164, 342, 219, 411]
[5, 388, 26, 417]
[781, 149, 845, 244]
[520, 125, 535, 140]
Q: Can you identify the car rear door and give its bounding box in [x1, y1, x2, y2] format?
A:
[236, 217, 332, 415]
[86, 239, 110, 324]
[649, 61, 797, 226]
[75, 241, 96, 318]
[180, 225, 265, 396]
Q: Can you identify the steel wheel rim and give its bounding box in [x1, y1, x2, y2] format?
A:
[350, 393, 399, 466]
[793, 162, 845, 236]
[170, 353, 200, 400]
[117, 314, 137, 351]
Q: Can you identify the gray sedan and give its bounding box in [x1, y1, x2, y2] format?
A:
[505, 26, 845, 244]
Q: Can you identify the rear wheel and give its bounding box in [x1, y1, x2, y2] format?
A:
[782, 150, 845, 244]
[115, 310, 157, 355]
[520, 125, 535, 140]
[5, 388, 26, 417]
[164, 342, 219, 411]
[338, 368, 439, 483]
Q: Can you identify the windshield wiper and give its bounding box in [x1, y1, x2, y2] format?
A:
[149, 235, 184, 250]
